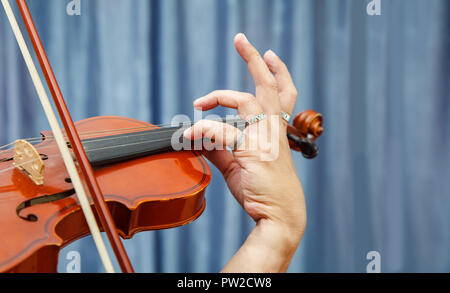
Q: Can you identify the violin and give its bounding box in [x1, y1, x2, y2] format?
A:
[0, 112, 322, 273]
[0, 0, 323, 273]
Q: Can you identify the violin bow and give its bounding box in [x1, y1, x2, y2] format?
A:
[1, 0, 134, 273]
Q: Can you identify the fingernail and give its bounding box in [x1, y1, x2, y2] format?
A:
[265, 50, 277, 63]
[193, 97, 203, 109]
[237, 33, 248, 42]
[267, 50, 277, 58]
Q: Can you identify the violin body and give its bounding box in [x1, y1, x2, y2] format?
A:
[0, 116, 211, 273]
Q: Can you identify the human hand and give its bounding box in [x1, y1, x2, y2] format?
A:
[184, 33, 306, 272]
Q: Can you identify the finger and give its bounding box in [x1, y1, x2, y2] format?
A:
[203, 150, 244, 206]
[203, 150, 238, 180]
[264, 50, 298, 115]
[194, 90, 263, 119]
[183, 120, 244, 150]
[234, 33, 280, 113]
[203, 150, 235, 175]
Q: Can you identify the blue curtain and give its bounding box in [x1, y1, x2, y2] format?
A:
[0, 0, 449, 273]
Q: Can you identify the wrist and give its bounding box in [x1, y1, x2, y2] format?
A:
[249, 218, 304, 271]
[256, 218, 303, 249]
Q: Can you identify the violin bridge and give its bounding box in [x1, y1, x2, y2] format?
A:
[13, 140, 44, 186]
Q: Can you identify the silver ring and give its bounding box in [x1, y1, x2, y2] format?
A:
[246, 113, 266, 125]
[280, 111, 291, 123]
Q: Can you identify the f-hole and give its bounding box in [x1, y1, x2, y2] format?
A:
[16, 189, 75, 222]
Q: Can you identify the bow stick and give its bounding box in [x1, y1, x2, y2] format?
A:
[1, 0, 134, 273]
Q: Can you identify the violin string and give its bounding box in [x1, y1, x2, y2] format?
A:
[48, 121, 246, 154]
[0, 136, 201, 176]
[0, 125, 167, 149]
[0, 122, 248, 154]
[0, 118, 249, 164]
[0, 117, 280, 177]
[0, 117, 245, 151]
[73, 121, 247, 147]
[0, 156, 47, 175]
[0, 128, 237, 168]
[2, 126, 155, 145]
[16, 124, 167, 143]
[0, 142, 16, 151]
[79, 137, 192, 153]
[0, 126, 242, 171]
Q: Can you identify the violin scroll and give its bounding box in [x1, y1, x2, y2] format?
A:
[293, 110, 323, 139]
[287, 110, 323, 159]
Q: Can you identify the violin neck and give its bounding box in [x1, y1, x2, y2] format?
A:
[80, 117, 246, 167]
